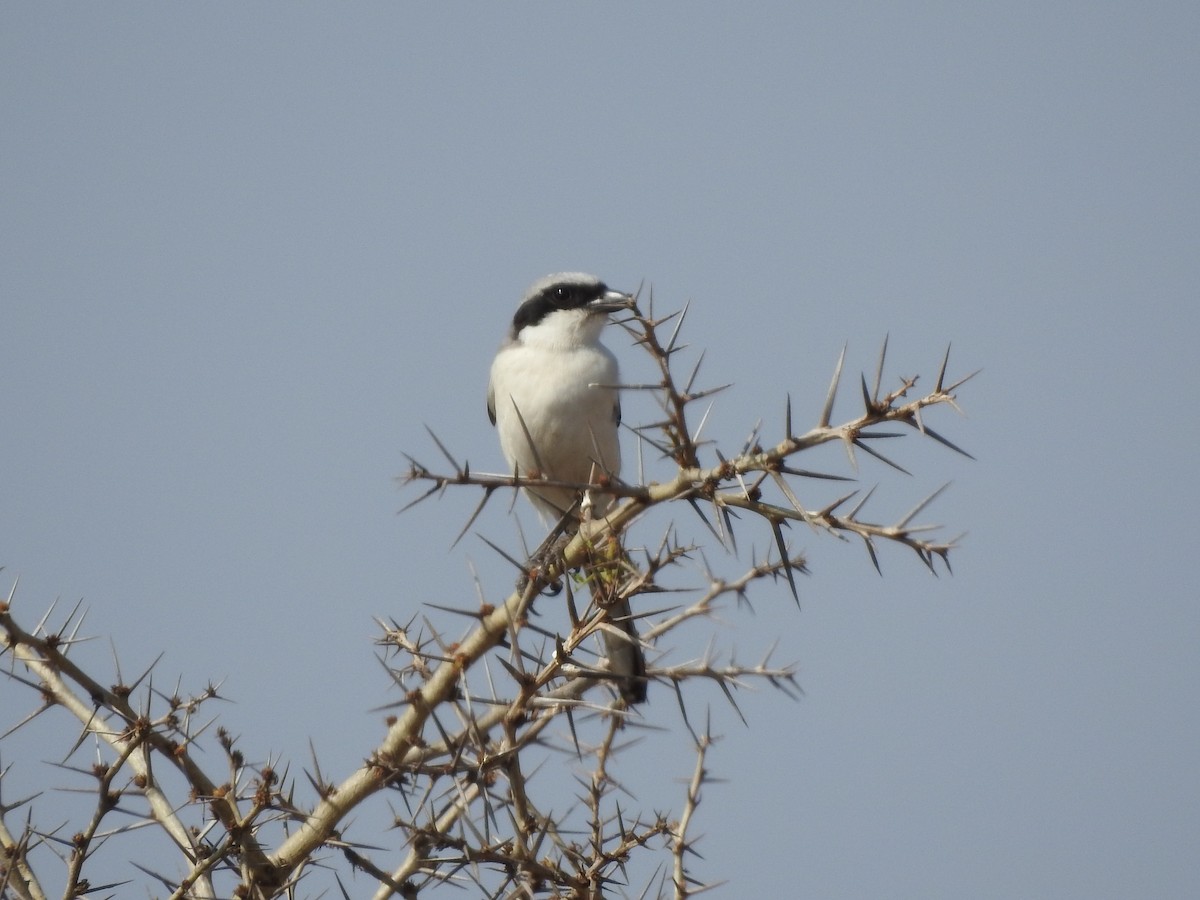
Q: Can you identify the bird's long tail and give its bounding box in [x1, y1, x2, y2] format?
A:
[586, 537, 648, 705]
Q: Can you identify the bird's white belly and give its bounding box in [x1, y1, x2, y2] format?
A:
[490, 343, 621, 520]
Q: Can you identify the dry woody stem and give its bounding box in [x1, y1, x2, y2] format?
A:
[1, 287, 974, 897]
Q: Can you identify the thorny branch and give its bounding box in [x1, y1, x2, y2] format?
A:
[0, 287, 973, 897]
[405, 294, 976, 587]
[672, 727, 716, 900]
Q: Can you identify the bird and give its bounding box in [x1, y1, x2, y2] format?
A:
[487, 272, 647, 704]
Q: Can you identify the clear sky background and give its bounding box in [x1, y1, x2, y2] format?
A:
[3, 4, 1198, 898]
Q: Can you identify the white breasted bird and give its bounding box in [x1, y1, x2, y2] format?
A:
[487, 272, 647, 704]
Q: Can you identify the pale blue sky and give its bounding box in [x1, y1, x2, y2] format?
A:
[3, 4, 1198, 897]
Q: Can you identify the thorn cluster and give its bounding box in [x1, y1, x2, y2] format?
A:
[0, 287, 974, 897]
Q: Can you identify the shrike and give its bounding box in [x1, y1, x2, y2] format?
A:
[487, 272, 647, 704]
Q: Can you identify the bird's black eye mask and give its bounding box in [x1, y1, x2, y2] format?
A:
[511, 281, 610, 332]
[548, 281, 608, 309]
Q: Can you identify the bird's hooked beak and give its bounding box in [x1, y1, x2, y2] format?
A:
[589, 289, 635, 316]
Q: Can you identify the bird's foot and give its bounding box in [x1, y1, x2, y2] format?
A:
[516, 530, 573, 596]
